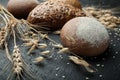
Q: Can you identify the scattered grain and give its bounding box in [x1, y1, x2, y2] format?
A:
[62, 75, 65, 78]
[99, 74, 103, 78]
[96, 64, 100, 67]
[84, 7, 120, 28]
[85, 77, 89, 80]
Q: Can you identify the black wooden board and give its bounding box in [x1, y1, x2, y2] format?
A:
[0, 0, 120, 80]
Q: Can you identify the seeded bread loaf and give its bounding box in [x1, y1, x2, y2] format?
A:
[27, 1, 85, 30]
[49, 0, 82, 9]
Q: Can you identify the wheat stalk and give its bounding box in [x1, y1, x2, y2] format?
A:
[0, 5, 48, 80]
[0, 25, 42, 80]
[0, 28, 6, 48]
[12, 46, 23, 79]
[11, 27, 42, 80]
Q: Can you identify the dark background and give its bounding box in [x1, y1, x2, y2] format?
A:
[0, 0, 120, 80]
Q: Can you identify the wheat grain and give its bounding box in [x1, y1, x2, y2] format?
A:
[40, 50, 50, 55]
[69, 56, 97, 73]
[53, 30, 61, 35]
[24, 42, 33, 46]
[52, 44, 63, 49]
[23, 39, 39, 54]
[57, 48, 69, 54]
[27, 45, 36, 55]
[38, 43, 47, 49]
[33, 56, 45, 63]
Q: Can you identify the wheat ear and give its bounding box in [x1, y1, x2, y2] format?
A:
[11, 27, 42, 80]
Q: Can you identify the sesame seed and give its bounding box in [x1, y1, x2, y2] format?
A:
[113, 56, 115, 59]
[101, 64, 104, 67]
[113, 44, 116, 47]
[117, 38, 120, 40]
[110, 40, 113, 42]
[59, 55, 63, 59]
[109, 32, 112, 35]
[62, 76, 65, 78]
[99, 75, 103, 77]
[96, 64, 100, 67]
[85, 77, 89, 80]
[55, 67, 60, 71]
[115, 52, 118, 54]
[102, 58, 106, 61]
[54, 58, 57, 60]
[67, 63, 70, 65]
[110, 42, 113, 45]
[55, 74, 58, 76]
[115, 33, 118, 35]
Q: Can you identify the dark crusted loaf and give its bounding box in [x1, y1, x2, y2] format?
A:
[27, 1, 85, 31]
